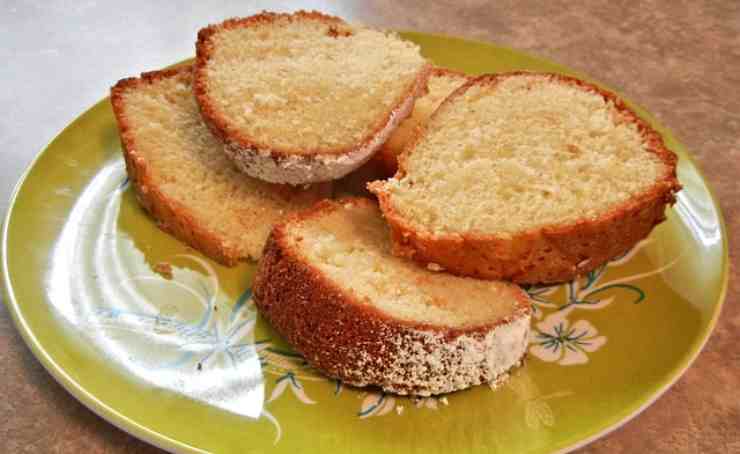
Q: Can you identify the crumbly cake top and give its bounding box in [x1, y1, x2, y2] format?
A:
[380, 73, 670, 235]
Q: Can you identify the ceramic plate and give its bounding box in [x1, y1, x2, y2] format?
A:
[1, 33, 728, 453]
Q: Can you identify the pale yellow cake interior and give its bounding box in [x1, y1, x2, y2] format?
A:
[202, 15, 427, 153]
[288, 201, 524, 327]
[118, 68, 328, 259]
[381, 74, 669, 235]
[380, 70, 470, 161]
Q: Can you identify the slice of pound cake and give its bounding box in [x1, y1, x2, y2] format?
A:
[374, 67, 472, 176]
[194, 11, 431, 185]
[370, 72, 681, 284]
[253, 198, 531, 396]
[111, 66, 331, 265]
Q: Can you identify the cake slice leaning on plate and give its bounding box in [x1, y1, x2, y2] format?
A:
[254, 197, 531, 396]
[111, 66, 331, 265]
[370, 72, 681, 284]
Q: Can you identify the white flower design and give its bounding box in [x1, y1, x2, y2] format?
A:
[413, 396, 447, 410]
[183, 315, 267, 370]
[356, 393, 448, 419]
[260, 347, 324, 407]
[358, 392, 397, 419]
[89, 255, 267, 371]
[267, 372, 316, 404]
[506, 370, 574, 429]
[261, 348, 321, 379]
[529, 312, 607, 365]
[524, 284, 559, 320]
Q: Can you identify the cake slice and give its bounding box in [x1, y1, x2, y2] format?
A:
[374, 67, 472, 176]
[110, 66, 331, 265]
[370, 72, 681, 284]
[253, 198, 531, 396]
[194, 11, 431, 185]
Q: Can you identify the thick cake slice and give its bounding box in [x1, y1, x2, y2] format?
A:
[370, 72, 681, 283]
[374, 67, 472, 176]
[254, 198, 531, 396]
[194, 11, 431, 185]
[111, 66, 331, 265]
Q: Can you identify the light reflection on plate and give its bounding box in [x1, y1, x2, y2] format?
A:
[46, 160, 265, 421]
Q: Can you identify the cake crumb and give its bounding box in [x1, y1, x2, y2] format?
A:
[488, 372, 511, 390]
[396, 406, 404, 415]
[576, 258, 591, 268]
[440, 397, 449, 406]
[426, 262, 444, 272]
[154, 262, 173, 279]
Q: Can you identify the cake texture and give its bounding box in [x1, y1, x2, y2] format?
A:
[253, 198, 531, 396]
[110, 66, 331, 265]
[369, 72, 681, 283]
[194, 11, 431, 185]
[374, 67, 472, 176]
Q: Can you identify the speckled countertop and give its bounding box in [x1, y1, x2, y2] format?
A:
[1, 1, 738, 452]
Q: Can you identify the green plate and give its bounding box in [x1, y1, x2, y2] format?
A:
[1, 32, 728, 454]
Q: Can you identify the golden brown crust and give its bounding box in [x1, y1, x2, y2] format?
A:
[373, 67, 472, 177]
[370, 71, 682, 284]
[253, 198, 531, 395]
[111, 66, 243, 265]
[110, 66, 331, 266]
[193, 11, 432, 184]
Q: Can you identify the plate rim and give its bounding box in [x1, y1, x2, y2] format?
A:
[1, 32, 730, 454]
